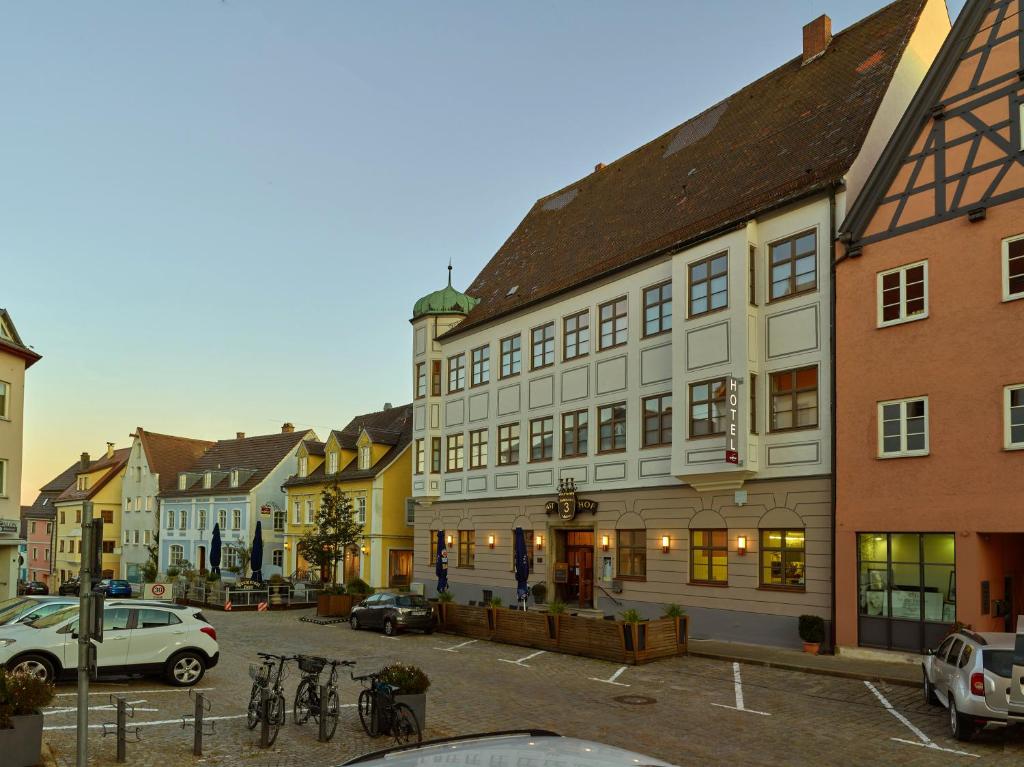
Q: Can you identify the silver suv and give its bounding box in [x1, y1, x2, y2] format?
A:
[922, 627, 1022, 740]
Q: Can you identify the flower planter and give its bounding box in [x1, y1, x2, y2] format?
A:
[0, 713, 44, 767]
[802, 641, 820, 655]
[317, 594, 353, 618]
[395, 693, 426, 730]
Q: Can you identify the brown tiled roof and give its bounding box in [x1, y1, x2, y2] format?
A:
[28, 461, 80, 518]
[442, 0, 929, 338]
[159, 430, 312, 499]
[136, 428, 215, 492]
[302, 440, 326, 457]
[56, 448, 131, 503]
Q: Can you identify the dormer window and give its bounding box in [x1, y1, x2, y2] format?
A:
[359, 446, 371, 470]
[298, 456, 308, 477]
[178, 474, 187, 490]
[327, 452, 338, 474]
[230, 469, 239, 487]
[77, 476, 89, 491]
[203, 472, 213, 489]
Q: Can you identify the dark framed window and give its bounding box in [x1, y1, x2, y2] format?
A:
[562, 410, 589, 457]
[497, 423, 520, 465]
[102, 509, 114, 524]
[531, 323, 555, 369]
[770, 366, 818, 431]
[414, 439, 425, 474]
[430, 437, 442, 473]
[689, 253, 728, 317]
[102, 540, 115, 554]
[642, 394, 672, 447]
[445, 434, 464, 472]
[749, 245, 757, 306]
[691, 529, 728, 584]
[471, 345, 490, 386]
[415, 362, 426, 399]
[431, 360, 442, 396]
[563, 310, 590, 360]
[760, 529, 805, 588]
[689, 378, 727, 437]
[469, 429, 488, 469]
[529, 417, 554, 462]
[617, 530, 647, 579]
[598, 402, 627, 453]
[500, 335, 521, 378]
[448, 354, 466, 392]
[750, 373, 758, 435]
[769, 230, 817, 300]
[598, 297, 628, 349]
[458, 530, 475, 568]
[643, 281, 672, 337]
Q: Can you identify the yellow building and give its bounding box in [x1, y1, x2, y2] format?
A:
[283, 404, 413, 589]
[54, 444, 129, 585]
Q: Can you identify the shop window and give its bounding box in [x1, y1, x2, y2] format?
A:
[617, 530, 646, 579]
[458, 531, 475, 568]
[690, 529, 728, 584]
[760, 530, 805, 588]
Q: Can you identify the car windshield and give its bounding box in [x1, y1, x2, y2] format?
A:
[30, 605, 80, 629]
[111, 581, 129, 586]
[395, 595, 428, 608]
[983, 649, 1014, 678]
[0, 598, 32, 623]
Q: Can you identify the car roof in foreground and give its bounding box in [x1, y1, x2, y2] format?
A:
[341, 732, 678, 767]
[975, 632, 1019, 649]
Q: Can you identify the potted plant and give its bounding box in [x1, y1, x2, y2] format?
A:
[316, 583, 353, 618]
[0, 669, 55, 767]
[436, 590, 453, 624]
[531, 582, 547, 605]
[485, 596, 502, 630]
[377, 663, 430, 729]
[798, 614, 825, 654]
[545, 599, 565, 640]
[663, 603, 688, 647]
[620, 608, 646, 653]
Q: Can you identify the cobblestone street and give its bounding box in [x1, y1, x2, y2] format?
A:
[42, 609, 1024, 767]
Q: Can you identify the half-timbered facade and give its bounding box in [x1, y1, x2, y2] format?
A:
[836, 0, 1024, 653]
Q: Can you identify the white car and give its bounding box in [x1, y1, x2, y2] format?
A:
[0, 601, 219, 686]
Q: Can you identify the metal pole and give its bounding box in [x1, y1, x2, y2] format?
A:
[116, 696, 126, 763]
[76, 503, 94, 767]
[193, 693, 204, 756]
[318, 683, 329, 743]
[259, 686, 270, 748]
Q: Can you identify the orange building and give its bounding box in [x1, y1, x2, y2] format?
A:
[835, 0, 1024, 653]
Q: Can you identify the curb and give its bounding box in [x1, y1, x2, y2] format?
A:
[687, 649, 920, 688]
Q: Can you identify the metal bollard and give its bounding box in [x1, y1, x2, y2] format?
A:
[259, 687, 271, 749]
[193, 692, 204, 756]
[318, 683, 329, 742]
[116, 697, 126, 763]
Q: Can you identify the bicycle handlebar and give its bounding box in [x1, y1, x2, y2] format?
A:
[351, 671, 380, 682]
[257, 652, 296, 661]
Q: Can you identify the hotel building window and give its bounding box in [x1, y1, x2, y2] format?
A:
[689, 379, 727, 437]
[431, 360, 442, 396]
[563, 310, 589, 359]
[643, 281, 672, 336]
[500, 335, 521, 378]
[446, 434, 464, 472]
[770, 366, 818, 431]
[531, 323, 555, 369]
[458, 531, 475, 568]
[878, 397, 928, 457]
[760, 530, 805, 588]
[598, 297, 628, 349]
[877, 261, 927, 326]
[448, 353, 466, 393]
[497, 423, 520, 465]
[769, 230, 816, 300]
[1004, 385, 1024, 449]
[642, 394, 672, 447]
[562, 410, 588, 458]
[469, 429, 488, 469]
[598, 402, 627, 453]
[691, 530, 728, 584]
[617, 530, 646, 579]
[529, 417, 554, 462]
[1004, 234, 1024, 300]
[471, 345, 490, 386]
[688, 253, 728, 317]
[414, 439, 425, 474]
[431, 437, 442, 473]
[415, 362, 426, 398]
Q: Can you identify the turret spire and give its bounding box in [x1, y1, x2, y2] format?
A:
[447, 259, 453, 287]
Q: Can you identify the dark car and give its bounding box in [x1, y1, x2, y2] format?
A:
[58, 578, 80, 596]
[94, 579, 133, 597]
[349, 593, 435, 636]
[18, 581, 49, 595]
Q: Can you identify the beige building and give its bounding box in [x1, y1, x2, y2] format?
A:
[410, 1, 950, 647]
[0, 308, 42, 599]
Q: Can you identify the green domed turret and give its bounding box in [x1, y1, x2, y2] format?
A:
[412, 265, 479, 319]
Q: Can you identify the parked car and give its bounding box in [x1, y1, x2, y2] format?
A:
[922, 626, 1024, 740]
[0, 597, 79, 628]
[94, 579, 133, 597]
[17, 581, 49, 595]
[0, 601, 219, 685]
[349, 593, 435, 636]
[58, 578, 80, 596]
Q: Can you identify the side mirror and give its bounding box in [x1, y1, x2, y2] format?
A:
[926, 648, 934, 656]
[70, 631, 79, 640]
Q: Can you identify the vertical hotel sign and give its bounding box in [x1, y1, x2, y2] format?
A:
[725, 376, 740, 464]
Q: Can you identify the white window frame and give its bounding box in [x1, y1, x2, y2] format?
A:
[178, 475, 187, 490]
[1005, 384, 1024, 450]
[166, 510, 175, 529]
[0, 458, 5, 497]
[144, 530, 152, 545]
[124, 530, 130, 544]
[405, 498, 416, 526]
[272, 549, 283, 568]
[232, 509, 241, 530]
[359, 446, 371, 470]
[203, 472, 212, 489]
[169, 545, 184, 567]
[0, 380, 8, 419]
[133, 530, 140, 544]
[877, 397, 930, 458]
[327, 451, 338, 474]
[293, 500, 302, 524]
[876, 260, 929, 327]
[135, 495, 142, 513]
[198, 509, 207, 530]
[1003, 233, 1024, 302]
[230, 469, 239, 487]
[306, 499, 314, 524]
[178, 510, 187, 530]
[355, 496, 367, 525]
[273, 507, 286, 532]
[125, 497, 133, 512]
[146, 495, 153, 512]
[218, 509, 227, 530]
[298, 456, 308, 477]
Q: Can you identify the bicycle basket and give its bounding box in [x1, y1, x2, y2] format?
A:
[248, 663, 272, 684]
[298, 655, 326, 675]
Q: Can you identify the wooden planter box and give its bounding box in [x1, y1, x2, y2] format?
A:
[0, 713, 44, 767]
[492, 609, 559, 650]
[317, 594, 353, 618]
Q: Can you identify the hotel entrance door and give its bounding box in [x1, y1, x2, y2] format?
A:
[558, 530, 594, 608]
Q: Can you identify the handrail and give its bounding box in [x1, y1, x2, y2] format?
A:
[594, 583, 622, 607]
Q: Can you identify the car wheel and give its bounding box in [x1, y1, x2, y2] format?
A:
[350, 615, 360, 630]
[383, 618, 397, 636]
[949, 696, 976, 742]
[166, 651, 206, 687]
[9, 654, 56, 683]
[922, 669, 938, 706]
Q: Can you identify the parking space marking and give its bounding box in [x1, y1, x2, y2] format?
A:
[864, 681, 978, 758]
[498, 650, 546, 667]
[710, 662, 770, 716]
[55, 687, 212, 697]
[46, 699, 159, 715]
[436, 639, 479, 652]
[42, 703, 358, 731]
[589, 666, 630, 687]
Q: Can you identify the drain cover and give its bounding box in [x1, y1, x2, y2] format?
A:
[613, 694, 657, 706]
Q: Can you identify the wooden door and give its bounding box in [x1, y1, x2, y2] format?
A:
[566, 546, 594, 608]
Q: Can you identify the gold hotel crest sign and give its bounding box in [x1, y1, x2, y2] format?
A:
[545, 479, 598, 521]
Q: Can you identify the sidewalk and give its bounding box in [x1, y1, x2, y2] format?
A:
[688, 639, 921, 688]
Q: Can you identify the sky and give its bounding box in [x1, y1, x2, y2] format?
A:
[4, 0, 966, 503]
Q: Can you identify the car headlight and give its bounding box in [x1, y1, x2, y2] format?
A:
[0, 638, 16, 648]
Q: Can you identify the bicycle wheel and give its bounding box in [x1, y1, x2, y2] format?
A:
[391, 703, 421, 745]
[324, 689, 340, 741]
[358, 689, 377, 737]
[266, 692, 286, 746]
[294, 678, 313, 725]
[246, 685, 262, 730]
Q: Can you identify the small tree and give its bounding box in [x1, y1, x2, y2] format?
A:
[142, 531, 160, 583]
[225, 542, 252, 579]
[297, 482, 362, 584]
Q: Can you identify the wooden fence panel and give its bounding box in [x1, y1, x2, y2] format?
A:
[557, 615, 628, 663]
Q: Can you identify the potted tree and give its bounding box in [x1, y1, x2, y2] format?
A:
[377, 663, 430, 729]
[798, 614, 825, 654]
[663, 603, 688, 648]
[298, 482, 361, 618]
[0, 669, 55, 767]
[620, 608, 646, 654]
[436, 590, 453, 624]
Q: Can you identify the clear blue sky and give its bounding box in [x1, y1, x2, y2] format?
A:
[4, 0, 964, 501]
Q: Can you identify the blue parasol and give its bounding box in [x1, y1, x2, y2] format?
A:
[435, 530, 448, 594]
[513, 527, 530, 608]
[250, 520, 264, 582]
[210, 523, 222, 575]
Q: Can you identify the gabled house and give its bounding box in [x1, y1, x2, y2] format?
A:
[283, 404, 413, 588]
[30, 460, 82, 583]
[157, 425, 313, 579]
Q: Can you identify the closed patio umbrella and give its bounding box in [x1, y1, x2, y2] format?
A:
[250, 520, 264, 583]
[513, 527, 529, 609]
[435, 530, 448, 594]
[210, 524, 222, 575]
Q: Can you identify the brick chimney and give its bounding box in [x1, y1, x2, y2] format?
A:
[236, 432, 245, 440]
[383, 403, 392, 411]
[803, 15, 832, 64]
[80, 452, 90, 470]
[281, 423, 295, 433]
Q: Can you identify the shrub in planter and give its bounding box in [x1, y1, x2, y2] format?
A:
[346, 577, 373, 596]
[663, 604, 688, 647]
[546, 599, 566, 615]
[798, 614, 825, 654]
[0, 669, 55, 767]
[436, 590, 454, 602]
[662, 603, 685, 618]
[531, 582, 547, 604]
[378, 663, 430, 728]
[488, 596, 502, 608]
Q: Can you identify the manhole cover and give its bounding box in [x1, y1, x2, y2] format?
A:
[613, 695, 657, 705]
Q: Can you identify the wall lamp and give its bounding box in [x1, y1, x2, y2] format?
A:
[737, 535, 747, 556]
[360, 545, 368, 554]
[446, 534, 454, 547]
[534, 534, 544, 550]
[600, 535, 610, 551]
[487, 535, 495, 549]
[661, 535, 670, 554]
[283, 540, 291, 551]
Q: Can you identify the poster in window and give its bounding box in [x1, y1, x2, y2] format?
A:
[867, 568, 887, 591]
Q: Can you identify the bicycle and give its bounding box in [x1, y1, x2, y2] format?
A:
[246, 652, 295, 746]
[293, 655, 355, 741]
[352, 671, 422, 744]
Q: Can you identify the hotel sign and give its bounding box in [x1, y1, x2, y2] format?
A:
[0, 519, 18, 534]
[545, 479, 598, 521]
[725, 376, 740, 465]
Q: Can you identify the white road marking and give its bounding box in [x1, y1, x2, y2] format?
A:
[45, 700, 159, 715]
[864, 681, 978, 758]
[436, 639, 478, 652]
[498, 650, 546, 667]
[711, 662, 770, 716]
[55, 687, 212, 697]
[589, 665, 630, 687]
[42, 704, 357, 732]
